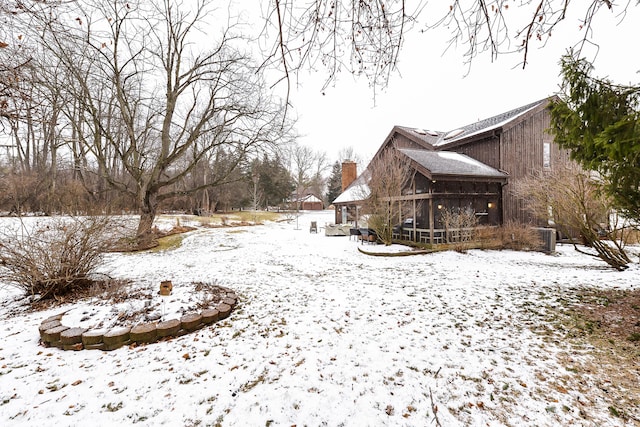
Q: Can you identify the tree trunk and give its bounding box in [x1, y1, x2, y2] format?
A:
[137, 189, 158, 246]
[579, 226, 630, 271]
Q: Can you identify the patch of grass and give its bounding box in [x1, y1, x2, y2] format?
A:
[240, 374, 266, 392]
[46, 380, 67, 392]
[226, 229, 247, 234]
[233, 211, 282, 223]
[103, 402, 123, 412]
[151, 233, 184, 252]
[199, 396, 217, 405]
[1, 394, 16, 406]
[172, 210, 282, 227]
[540, 287, 640, 422]
[609, 406, 622, 417]
[627, 332, 640, 342]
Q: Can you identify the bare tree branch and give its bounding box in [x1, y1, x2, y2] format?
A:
[261, 0, 633, 93]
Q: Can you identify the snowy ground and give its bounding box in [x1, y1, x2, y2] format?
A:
[0, 210, 638, 426]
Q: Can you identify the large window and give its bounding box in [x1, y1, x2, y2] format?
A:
[543, 142, 551, 169]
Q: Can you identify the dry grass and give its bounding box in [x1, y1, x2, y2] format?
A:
[475, 223, 543, 251]
[550, 288, 640, 423]
[162, 211, 282, 228]
[151, 233, 185, 252]
[231, 211, 282, 223]
[567, 288, 640, 347]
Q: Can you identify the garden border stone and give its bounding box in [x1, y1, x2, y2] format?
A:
[37, 288, 238, 351]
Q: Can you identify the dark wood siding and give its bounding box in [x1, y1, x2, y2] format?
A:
[499, 107, 571, 225]
[455, 136, 501, 170]
[393, 133, 430, 150]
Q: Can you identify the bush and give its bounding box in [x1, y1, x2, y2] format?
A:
[476, 223, 543, 251]
[0, 216, 121, 301]
[498, 222, 544, 251]
[440, 207, 478, 252]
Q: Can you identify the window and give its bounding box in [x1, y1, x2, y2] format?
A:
[543, 142, 551, 169]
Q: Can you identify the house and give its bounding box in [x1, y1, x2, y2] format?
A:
[294, 193, 324, 210]
[333, 97, 572, 243]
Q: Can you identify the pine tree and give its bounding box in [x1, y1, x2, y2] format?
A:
[325, 161, 343, 204]
[550, 54, 640, 224]
[253, 154, 294, 209]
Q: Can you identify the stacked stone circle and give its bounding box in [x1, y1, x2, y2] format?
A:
[38, 291, 238, 351]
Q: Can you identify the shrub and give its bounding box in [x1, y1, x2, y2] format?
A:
[476, 223, 543, 251]
[0, 216, 121, 301]
[440, 207, 478, 252]
[498, 222, 544, 251]
[474, 226, 504, 250]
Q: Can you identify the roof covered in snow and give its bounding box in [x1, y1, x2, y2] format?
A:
[398, 149, 508, 180]
[332, 173, 370, 205]
[299, 194, 322, 203]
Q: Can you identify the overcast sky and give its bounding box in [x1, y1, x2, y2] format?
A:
[264, 3, 640, 166]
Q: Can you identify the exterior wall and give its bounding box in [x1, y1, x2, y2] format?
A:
[499, 107, 572, 225]
[456, 136, 501, 170]
[301, 201, 323, 210]
[500, 109, 547, 224]
[449, 104, 573, 226]
[335, 99, 576, 230]
[393, 133, 429, 150]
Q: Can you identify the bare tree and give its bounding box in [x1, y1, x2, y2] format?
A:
[249, 166, 264, 215]
[338, 146, 364, 163]
[288, 142, 327, 206]
[515, 164, 631, 270]
[261, 1, 632, 92]
[361, 148, 412, 245]
[26, 0, 291, 243]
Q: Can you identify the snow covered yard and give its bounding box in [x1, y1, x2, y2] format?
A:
[0, 210, 638, 426]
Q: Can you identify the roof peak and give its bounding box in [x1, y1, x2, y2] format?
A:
[395, 97, 552, 146]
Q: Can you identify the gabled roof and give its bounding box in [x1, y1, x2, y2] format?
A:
[333, 172, 370, 205]
[398, 149, 508, 180]
[389, 97, 552, 150]
[434, 98, 549, 147]
[299, 194, 322, 203]
[393, 126, 442, 148]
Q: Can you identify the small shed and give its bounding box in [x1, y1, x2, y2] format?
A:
[298, 194, 323, 211]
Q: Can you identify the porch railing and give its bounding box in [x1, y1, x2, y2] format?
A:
[393, 227, 474, 244]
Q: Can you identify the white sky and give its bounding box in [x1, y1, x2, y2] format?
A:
[2, 2, 637, 172]
[268, 3, 640, 165]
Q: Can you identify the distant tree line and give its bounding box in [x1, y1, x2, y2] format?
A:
[0, 142, 351, 215]
[0, 0, 360, 236]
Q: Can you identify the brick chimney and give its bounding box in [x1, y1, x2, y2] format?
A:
[341, 161, 357, 192]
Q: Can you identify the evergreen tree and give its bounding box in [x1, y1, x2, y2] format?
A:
[550, 54, 640, 224]
[326, 161, 343, 204]
[252, 154, 294, 209]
